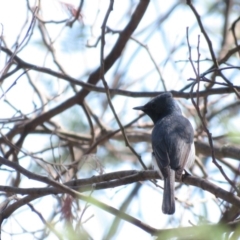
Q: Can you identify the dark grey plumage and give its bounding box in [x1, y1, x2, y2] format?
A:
[133, 92, 195, 214]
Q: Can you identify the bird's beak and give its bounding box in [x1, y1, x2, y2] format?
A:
[133, 106, 146, 111]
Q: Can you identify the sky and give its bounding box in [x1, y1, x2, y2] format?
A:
[0, 0, 237, 239]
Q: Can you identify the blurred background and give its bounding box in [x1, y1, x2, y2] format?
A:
[0, 0, 240, 239]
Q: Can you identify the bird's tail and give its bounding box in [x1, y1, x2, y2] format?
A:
[162, 169, 175, 214]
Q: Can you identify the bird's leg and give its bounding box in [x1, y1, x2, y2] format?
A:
[175, 167, 184, 181]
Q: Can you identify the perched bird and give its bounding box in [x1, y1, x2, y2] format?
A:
[133, 92, 195, 214]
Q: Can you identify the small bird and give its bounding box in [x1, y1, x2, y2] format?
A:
[133, 92, 195, 214]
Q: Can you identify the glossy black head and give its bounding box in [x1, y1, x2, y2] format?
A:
[133, 92, 182, 124]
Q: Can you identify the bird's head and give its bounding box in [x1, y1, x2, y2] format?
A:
[133, 92, 181, 124]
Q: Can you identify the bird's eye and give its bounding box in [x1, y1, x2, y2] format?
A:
[151, 102, 156, 109]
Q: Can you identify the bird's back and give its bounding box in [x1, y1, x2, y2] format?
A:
[152, 113, 194, 173]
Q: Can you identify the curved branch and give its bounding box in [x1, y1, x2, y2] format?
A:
[0, 157, 239, 210]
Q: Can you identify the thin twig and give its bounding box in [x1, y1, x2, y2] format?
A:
[99, 0, 147, 169]
[186, 28, 239, 193]
[186, 0, 218, 68]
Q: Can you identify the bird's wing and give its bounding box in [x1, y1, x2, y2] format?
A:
[152, 152, 163, 178]
[152, 140, 171, 178]
[167, 117, 195, 171]
[185, 142, 195, 169]
[152, 115, 195, 177]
